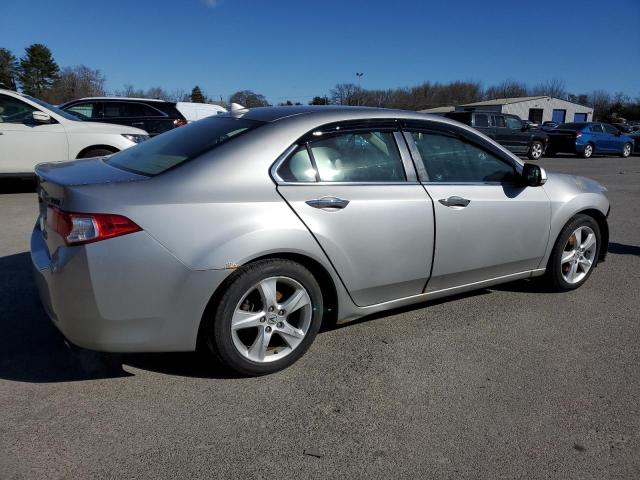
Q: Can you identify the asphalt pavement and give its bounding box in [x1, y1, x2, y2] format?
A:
[1, 156, 639, 479]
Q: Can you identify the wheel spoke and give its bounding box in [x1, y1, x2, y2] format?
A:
[573, 228, 582, 247]
[561, 250, 575, 264]
[277, 321, 305, 349]
[231, 310, 264, 331]
[257, 278, 278, 308]
[568, 261, 578, 281]
[248, 326, 272, 361]
[579, 257, 592, 270]
[582, 233, 596, 251]
[280, 288, 310, 315]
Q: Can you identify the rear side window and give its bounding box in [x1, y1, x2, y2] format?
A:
[106, 116, 263, 176]
[589, 124, 604, 133]
[473, 114, 489, 127]
[603, 124, 619, 134]
[277, 130, 406, 183]
[407, 131, 515, 183]
[492, 115, 506, 128]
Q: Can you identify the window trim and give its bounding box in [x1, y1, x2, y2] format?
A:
[271, 121, 417, 185]
[401, 120, 521, 185]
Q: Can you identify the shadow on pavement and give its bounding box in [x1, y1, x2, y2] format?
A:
[608, 242, 640, 257]
[0, 177, 37, 194]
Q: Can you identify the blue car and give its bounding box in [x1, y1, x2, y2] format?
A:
[546, 122, 634, 158]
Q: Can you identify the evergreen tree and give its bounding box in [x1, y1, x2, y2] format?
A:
[0, 48, 19, 90]
[190, 85, 205, 103]
[18, 44, 59, 97]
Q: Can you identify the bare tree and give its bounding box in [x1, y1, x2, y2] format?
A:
[484, 80, 529, 99]
[330, 83, 363, 106]
[47, 65, 105, 103]
[229, 90, 269, 107]
[531, 78, 567, 99]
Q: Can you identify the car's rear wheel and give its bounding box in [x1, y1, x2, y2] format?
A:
[527, 140, 544, 160]
[205, 259, 323, 376]
[581, 143, 594, 158]
[545, 214, 601, 291]
[621, 143, 632, 158]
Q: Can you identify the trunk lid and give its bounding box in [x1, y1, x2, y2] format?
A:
[35, 158, 148, 252]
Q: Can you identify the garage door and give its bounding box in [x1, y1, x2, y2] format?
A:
[552, 109, 566, 123]
[574, 113, 588, 122]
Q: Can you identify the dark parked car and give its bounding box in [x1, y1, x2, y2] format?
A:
[60, 97, 187, 136]
[444, 111, 549, 160]
[546, 122, 634, 158]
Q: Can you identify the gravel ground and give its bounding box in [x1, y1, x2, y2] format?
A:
[1, 156, 639, 479]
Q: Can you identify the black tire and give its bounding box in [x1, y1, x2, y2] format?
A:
[205, 259, 323, 376]
[78, 148, 116, 159]
[527, 140, 544, 160]
[544, 214, 601, 292]
[621, 143, 632, 158]
[581, 143, 594, 159]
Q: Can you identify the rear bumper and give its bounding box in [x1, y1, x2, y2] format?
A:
[31, 224, 230, 352]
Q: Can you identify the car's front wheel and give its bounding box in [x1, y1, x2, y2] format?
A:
[581, 143, 594, 158]
[621, 143, 632, 158]
[205, 259, 323, 376]
[545, 214, 601, 291]
[527, 140, 544, 160]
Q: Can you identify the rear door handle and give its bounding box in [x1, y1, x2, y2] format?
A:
[306, 196, 350, 210]
[438, 196, 471, 208]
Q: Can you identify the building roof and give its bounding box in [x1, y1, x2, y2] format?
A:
[460, 96, 549, 107]
[419, 105, 455, 113]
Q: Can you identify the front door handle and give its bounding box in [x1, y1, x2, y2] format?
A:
[438, 196, 471, 208]
[306, 196, 350, 210]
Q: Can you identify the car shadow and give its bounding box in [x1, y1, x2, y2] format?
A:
[608, 242, 640, 256]
[0, 177, 37, 194]
[0, 252, 239, 383]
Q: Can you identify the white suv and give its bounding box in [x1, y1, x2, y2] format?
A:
[0, 89, 149, 176]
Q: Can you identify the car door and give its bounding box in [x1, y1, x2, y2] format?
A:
[471, 112, 493, 138]
[589, 124, 608, 151]
[0, 93, 68, 173]
[274, 125, 435, 307]
[101, 101, 135, 129]
[403, 122, 551, 292]
[602, 123, 623, 151]
[503, 115, 529, 154]
[491, 114, 516, 151]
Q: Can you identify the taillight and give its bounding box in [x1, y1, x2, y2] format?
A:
[173, 119, 187, 127]
[575, 132, 583, 138]
[47, 208, 141, 245]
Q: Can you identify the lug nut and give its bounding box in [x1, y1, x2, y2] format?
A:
[268, 306, 275, 312]
[265, 326, 272, 333]
[278, 309, 285, 316]
[260, 316, 266, 323]
[277, 322, 284, 328]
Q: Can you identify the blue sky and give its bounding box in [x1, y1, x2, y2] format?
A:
[1, 0, 639, 103]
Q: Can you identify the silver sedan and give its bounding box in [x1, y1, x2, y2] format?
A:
[31, 106, 610, 375]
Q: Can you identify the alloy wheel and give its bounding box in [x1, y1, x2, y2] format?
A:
[530, 142, 543, 159]
[623, 143, 632, 157]
[231, 276, 312, 363]
[561, 226, 597, 284]
[584, 144, 593, 158]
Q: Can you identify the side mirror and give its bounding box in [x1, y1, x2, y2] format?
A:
[32, 111, 51, 123]
[521, 163, 547, 187]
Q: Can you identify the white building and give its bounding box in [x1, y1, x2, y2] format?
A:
[454, 96, 593, 124]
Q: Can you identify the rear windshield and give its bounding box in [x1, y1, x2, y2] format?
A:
[106, 116, 263, 176]
[557, 123, 588, 130]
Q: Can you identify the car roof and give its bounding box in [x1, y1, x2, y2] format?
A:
[67, 97, 169, 103]
[230, 105, 449, 124]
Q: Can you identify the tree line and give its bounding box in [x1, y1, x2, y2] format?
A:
[1, 43, 638, 120]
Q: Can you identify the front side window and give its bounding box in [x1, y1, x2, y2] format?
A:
[278, 130, 406, 183]
[492, 115, 506, 128]
[473, 114, 489, 127]
[0, 94, 36, 123]
[66, 102, 96, 120]
[106, 116, 263, 176]
[407, 131, 515, 183]
[505, 116, 522, 129]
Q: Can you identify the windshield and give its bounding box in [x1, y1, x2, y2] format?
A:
[24, 95, 83, 121]
[106, 116, 264, 176]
